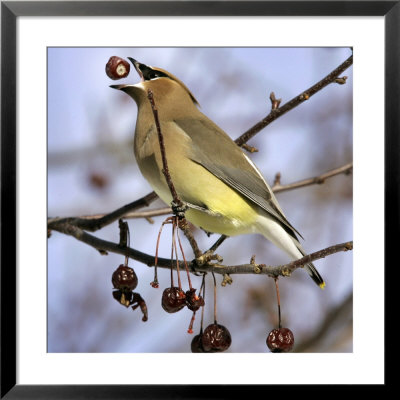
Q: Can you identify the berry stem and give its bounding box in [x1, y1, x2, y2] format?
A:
[169, 233, 174, 288]
[212, 272, 217, 324]
[176, 222, 193, 289]
[125, 223, 131, 266]
[274, 278, 282, 329]
[172, 219, 182, 289]
[154, 217, 172, 287]
[200, 274, 206, 332]
[187, 312, 196, 334]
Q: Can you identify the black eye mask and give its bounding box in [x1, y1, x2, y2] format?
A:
[139, 65, 168, 81]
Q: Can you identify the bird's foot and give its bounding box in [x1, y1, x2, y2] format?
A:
[195, 250, 223, 267]
[171, 201, 188, 219]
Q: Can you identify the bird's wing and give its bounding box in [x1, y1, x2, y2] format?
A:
[174, 118, 302, 239]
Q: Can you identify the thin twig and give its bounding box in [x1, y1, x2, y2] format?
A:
[123, 207, 172, 219]
[50, 162, 352, 226]
[47, 191, 158, 232]
[235, 54, 353, 146]
[207, 235, 228, 254]
[147, 89, 182, 208]
[272, 162, 353, 193]
[269, 92, 281, 110]
[241, 143, 259, 153]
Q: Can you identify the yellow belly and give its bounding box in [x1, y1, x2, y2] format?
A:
[147, 160, 259, 236]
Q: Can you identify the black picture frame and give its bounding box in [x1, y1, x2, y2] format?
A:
[1, 1, 394, 397]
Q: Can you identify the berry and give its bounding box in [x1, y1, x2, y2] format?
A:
[191, 333, 205, 353]
[161, 287, 186, 313]
[201, 324, 231, 352]
[266, 328, 294, 353]
[112, 265, 138, 291]
[105, 56, 130, 80]
[185, 288, 205, 312]
[112, 289, 133, 307]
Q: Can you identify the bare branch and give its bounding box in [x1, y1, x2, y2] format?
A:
[49, 219, 352, 279]
[235, 54, 353, 146]
[48, 162, 353, 233]
[272, 162, 353, 193]
[124, 207, 172, 219]
[147, 89, 182, 210]
[198, 241, 353, 277]
[47, 191, 157, 232]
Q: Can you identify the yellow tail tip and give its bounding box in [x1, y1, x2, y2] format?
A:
[319, 282, 326, 290]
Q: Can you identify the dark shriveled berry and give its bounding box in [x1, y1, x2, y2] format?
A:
[201, 324, 231, 352]
[191, 333, 205, 353]
[266, 328, 295, 353]
[161, 287, 186, 313]
[105, 56, 130, 80]
[185, 288, 205, 312]
[112, 289, 133, 307]
[112, 265, 138, 291]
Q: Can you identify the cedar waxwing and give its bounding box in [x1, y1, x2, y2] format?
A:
[111, 58, 325, 288]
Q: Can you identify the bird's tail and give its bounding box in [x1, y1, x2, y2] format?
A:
[304, 261, 325, 289]
[297, 247, 325, 289]
[255, 215, 325, 289]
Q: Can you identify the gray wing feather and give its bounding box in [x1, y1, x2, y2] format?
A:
[175, 118, 302, 239]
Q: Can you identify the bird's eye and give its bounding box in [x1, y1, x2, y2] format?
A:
[141, 66, 167, 81]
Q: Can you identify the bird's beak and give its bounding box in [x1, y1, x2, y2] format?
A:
[109, 58, 145, 91]
[110, 84, 127, 90]
[127, 57, 145, 82]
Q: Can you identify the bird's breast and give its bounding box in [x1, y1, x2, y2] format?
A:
[133, 119, 259, 236]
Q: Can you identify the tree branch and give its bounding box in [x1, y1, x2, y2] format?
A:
[234, 54, 353, 146]
[47, 191, 158, 232]
[272, 162, 353, 193]
[146, 89, 182, 209]
[49, 219, 352, 279]
[51, 162, 352, 225]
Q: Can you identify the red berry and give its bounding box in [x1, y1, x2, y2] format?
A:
[191, 334, 205, 353]
[266, 328, 295, 353]
[161, 287, 186, 313]
[112, 265, 138, 291]
[185, 288, 205, 312]
[201, 324, 231, 352]
[105, 56, 130, 80]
